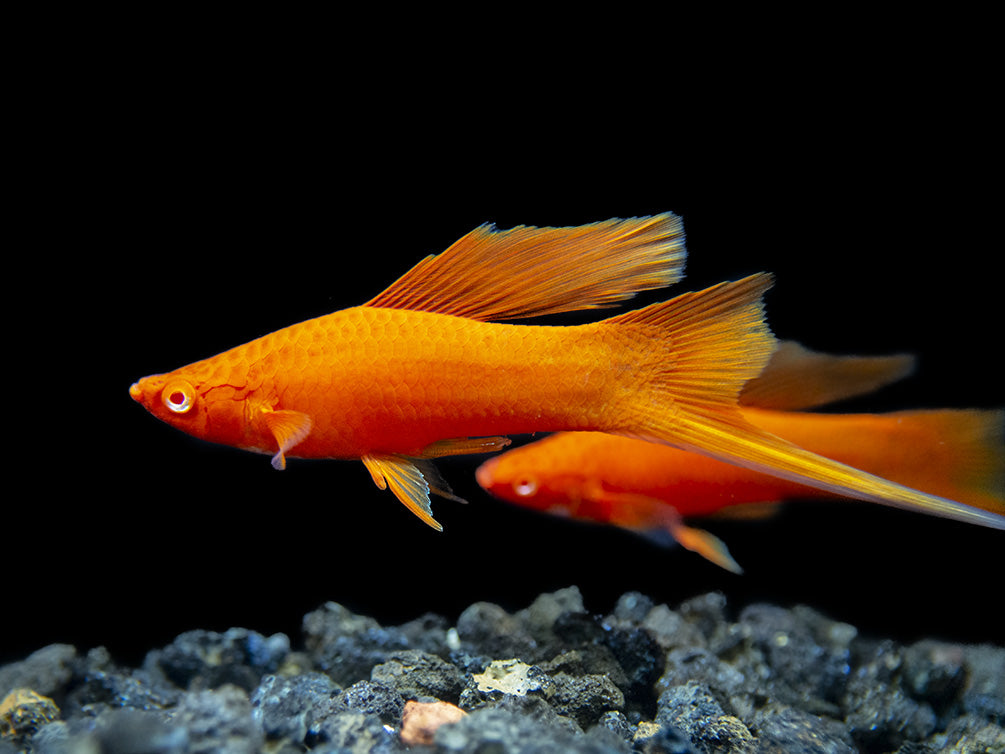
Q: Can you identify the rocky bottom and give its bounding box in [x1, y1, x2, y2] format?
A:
[1, 587, 1002, 753]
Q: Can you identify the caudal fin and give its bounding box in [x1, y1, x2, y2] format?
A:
[875, 408, 1005, 515]
[604, 275, 1005, 531]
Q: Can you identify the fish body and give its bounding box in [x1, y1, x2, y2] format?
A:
[134, 305, 650, 463]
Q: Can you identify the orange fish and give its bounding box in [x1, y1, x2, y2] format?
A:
[476, 343, 1005, 571]
[131, 213, 687, 528]
[130, 213, 998, 534]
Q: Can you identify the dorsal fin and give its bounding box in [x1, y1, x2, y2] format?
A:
[364, 213, 686, 321]
[740, 340, 916, 410]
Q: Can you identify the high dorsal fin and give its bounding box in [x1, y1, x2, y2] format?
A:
[739, 340, 916, 410]
[364, 213, 686, 321]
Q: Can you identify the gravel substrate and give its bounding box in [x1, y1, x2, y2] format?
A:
[2, 587, 1002, 753]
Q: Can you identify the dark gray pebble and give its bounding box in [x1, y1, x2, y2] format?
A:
[145, 628, 290, 692]
[339, 680, 405, 725]
[370, 649, 465, 703]
[251, 672, 341, 742]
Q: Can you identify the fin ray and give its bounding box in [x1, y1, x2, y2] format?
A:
[645, 410, 1005, 530]
[607, 275, 1005, 530]
[668, 521, 744, 574]
[604, 273, 779, 410]
[361, 454, 444, 530]
[364, 213, 686, 321]
[263, 409, 312, 470]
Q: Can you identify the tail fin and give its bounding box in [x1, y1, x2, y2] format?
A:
[880, 408, 1005, 515]
[605, 275, 1005, 531]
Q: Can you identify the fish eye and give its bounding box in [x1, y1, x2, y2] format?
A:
[513, 476, 538, 497]
[161, 379, 196, 414]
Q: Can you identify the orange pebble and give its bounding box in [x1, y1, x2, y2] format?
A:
[400, 699, 468, 745]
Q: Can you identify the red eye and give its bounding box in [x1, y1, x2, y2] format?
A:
[514, 477, 538, 497]
[162, 379, 195, 413]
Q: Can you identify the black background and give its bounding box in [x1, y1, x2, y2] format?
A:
[8, 40, 1001, 666]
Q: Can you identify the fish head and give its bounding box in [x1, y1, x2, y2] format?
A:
[129, 369, 252, 450]
[130, 371, 210, 437]
[475, 443, 586, 515]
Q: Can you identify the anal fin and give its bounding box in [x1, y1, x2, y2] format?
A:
[362, 454, 458, 531]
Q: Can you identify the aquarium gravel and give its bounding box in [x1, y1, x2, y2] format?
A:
[2, 587, 1002, 753]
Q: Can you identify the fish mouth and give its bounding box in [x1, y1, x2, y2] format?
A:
[474, 457, 498, 490]
[129, 381, 143, 402]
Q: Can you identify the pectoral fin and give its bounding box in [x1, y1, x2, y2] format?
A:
[362, 454, 462, 531]
[263, 409, 313, 470]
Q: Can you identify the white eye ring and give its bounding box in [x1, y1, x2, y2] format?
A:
[162, 380, 195, 414]
[514, 477, 538, 497]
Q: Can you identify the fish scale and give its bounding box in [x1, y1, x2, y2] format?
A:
[263, 307, 614, 459]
